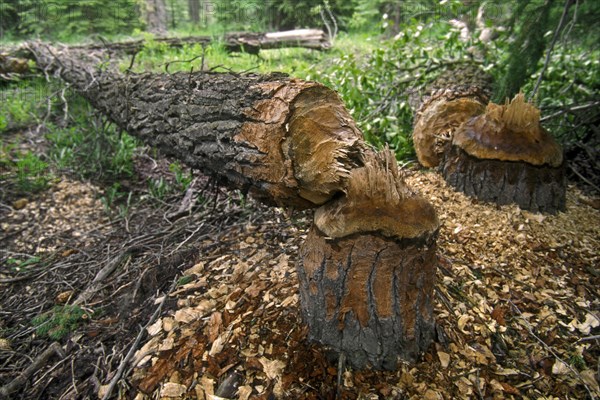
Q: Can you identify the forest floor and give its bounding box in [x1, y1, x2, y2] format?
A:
[1, 140, 599, 400]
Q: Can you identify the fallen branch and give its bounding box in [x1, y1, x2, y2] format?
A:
[530, 0, 575, 101]
[568, 163, 600, 193]
[576, 335, 600, 343]
[73, 247, 140, 306]
[540, 101, 600, 122]
[0, 342, 66, 399]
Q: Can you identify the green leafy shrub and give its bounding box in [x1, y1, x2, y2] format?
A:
[0, 79, 50, 132]
[148, 177, 170, 200]
[522, 44, 600, 145]
[316, 21, 489, 160]
[15, 151, 50, 192]
[1, 145, 51, 195]
[46, 108, 138, 181]
[169, 162, 193, 191]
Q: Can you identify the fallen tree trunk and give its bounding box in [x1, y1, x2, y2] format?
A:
[412, 64, 492, 168]
[2, 30, 330, 80]
[224, 29, 331, 54]
[0, 53, 31, 81]
[26, 42, 362, 208]
[27, 42, 440, 370]
[68, 30, 331, 56]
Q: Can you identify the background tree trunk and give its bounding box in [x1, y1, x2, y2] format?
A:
[440, 94, 566, 214]
[145, 0, 168, 34]
[188, 0, 200, 24]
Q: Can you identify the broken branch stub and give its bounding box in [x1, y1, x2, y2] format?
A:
[299, 151, 440, 370]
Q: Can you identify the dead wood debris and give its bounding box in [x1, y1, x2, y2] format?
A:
[0, 342, 65, 399]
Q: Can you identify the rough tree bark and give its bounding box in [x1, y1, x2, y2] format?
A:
[26, 42, 363, 208]
[0, 53, 30, 80]
[300, 151, 440, 369]
[27, 42, 440, 369]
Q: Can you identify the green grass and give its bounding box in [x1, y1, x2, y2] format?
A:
[5, 255, 42, 273]
[45, 120, 138, 181]
[0, 143, 52, 195]
[0, 78, 50, 132]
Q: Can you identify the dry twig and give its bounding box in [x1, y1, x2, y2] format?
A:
[100, 278, 178, 400]
[0, 342, 65, 399]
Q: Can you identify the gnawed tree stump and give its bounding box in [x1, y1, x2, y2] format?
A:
[27, 42, 441, 369]
[26, 42, 364, 209]
[411, 64, 565, 213]
[441, 94, 566, 213]
[299, 151, 439, 369]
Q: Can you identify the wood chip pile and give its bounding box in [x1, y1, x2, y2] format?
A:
[126, 171, 600, 400]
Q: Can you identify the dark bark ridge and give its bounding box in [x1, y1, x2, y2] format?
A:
[441, 145, 566, 213]
[299, 228, 438, 370]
